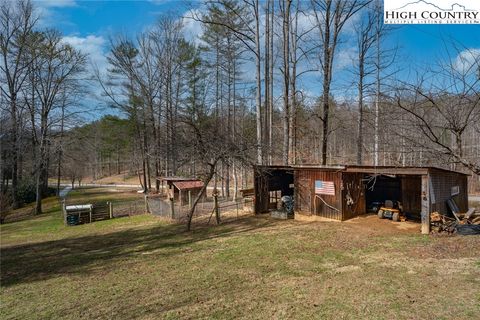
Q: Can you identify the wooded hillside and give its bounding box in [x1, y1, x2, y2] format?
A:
[1, 0, 479, 213]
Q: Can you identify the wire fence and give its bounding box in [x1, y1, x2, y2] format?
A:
[110, 198, 146, 217]
[146, 194, 253, 223]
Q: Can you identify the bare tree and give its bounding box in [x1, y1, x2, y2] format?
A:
[353, 6, 376, 165]
[28, 30, 86, 214]
[392, 47, 480, 174]
[0, 0, 37, 207]
[280, 0, 292, 165]
[191, 0, 263, 164]
[311, 0, 370, 165]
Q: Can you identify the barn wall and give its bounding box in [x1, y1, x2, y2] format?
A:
[401, 175, 422, 215]
[294, 169, 343, 220]
[254, 169, 269, 214]
[429, 169, 468, 215]
[254, 167, 294, 214]
[342, 173, 366, 220]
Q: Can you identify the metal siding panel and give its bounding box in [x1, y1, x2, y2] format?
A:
[429, 169, 468, 215]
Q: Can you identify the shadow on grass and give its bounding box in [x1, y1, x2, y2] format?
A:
[1, 215, 277, 287]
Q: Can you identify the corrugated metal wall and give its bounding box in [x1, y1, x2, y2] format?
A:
[429, 169, 468, 215]
[294, 169, 343, 220]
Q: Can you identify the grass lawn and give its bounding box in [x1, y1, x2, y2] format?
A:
[1, 188, 480, 319]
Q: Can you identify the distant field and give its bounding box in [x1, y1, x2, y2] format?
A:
[1, 188, 479, 319]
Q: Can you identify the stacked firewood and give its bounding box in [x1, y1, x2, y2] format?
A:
[430, 209, 480, 234]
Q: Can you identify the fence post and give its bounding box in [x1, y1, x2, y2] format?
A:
[109, 201, 113, 219]
[170, 197, 175, 219]
[144, 195, 149, 214]
[63, 200, 67, 225]
[188, 190, 192, 209]
[236, 202, 239, 219]
[214, 191, 220, 224]
[89, 205, 92, 223]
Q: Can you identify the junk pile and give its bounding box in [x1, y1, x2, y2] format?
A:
[430, 199, 480, 235]
[271, 196, 295, 220]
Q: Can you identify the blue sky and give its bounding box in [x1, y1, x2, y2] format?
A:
[34, 0, 480, 110]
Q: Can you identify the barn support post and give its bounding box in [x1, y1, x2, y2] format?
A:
[421, 175, 430, 234]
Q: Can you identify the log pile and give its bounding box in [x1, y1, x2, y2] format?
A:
[430, 209, 480, 234]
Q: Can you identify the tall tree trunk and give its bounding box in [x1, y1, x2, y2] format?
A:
[357, 64, 364, 165]
[282, 0, 292, 165]
[254, 0, 263, 164]
[264, 0, 271, 162]
[268, 0, 274, 165]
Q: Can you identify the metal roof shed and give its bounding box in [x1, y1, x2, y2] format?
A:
[157, 177, 204, 206]
[254, 165, 469, 234]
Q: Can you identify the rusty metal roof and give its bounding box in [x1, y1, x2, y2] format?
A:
[255, 164, 468, 176]
[172, 180, 204, 190]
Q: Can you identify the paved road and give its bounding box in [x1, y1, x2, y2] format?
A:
[55, 183, 142, 188]
[59, 186, 72, 199]
[56, 183, 143, 200]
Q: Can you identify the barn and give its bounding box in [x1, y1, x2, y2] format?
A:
[254, 165, 469, 234]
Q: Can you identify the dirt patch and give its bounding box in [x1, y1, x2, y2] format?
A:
[295, 213, 420, 236]
[344, 214, 420, 235]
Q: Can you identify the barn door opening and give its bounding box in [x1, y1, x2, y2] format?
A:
[365, 175, 402, 213]
[365, 174, 422, 221]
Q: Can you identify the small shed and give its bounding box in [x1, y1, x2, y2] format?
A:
[157, 177, 204, 206]
[254, 165, 469, 234]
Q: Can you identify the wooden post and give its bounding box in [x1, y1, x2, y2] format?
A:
[109, 201, 113, 219]
[144, 195, 149, 214]
[421, 175, 430, 234]
[170, 197, 175, 219]
[188, 190, 192, 209]
[63, 200, 67, 225]
[89, 205, 92, 224]
[214, 191, 220, 224]
[236, 202, 239, 219]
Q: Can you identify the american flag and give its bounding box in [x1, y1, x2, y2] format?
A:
[315, 180, 335, 195]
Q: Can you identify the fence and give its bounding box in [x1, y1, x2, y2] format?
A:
[63, 201, 112, 226]
[63, 197, 146, 226]
[146, 194, 253, 224]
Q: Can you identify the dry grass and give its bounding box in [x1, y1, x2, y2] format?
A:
[1, 188, 479, 319]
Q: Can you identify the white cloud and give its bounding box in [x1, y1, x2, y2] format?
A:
[34, 0, 77, 28]
[61, 35, 109, 104]
[182, 10, 204, 45]
[454, 48, 480, 73]
[62, 35, 107, 70]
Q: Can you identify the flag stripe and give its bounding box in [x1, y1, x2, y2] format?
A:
[315, 180, 335, 195]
